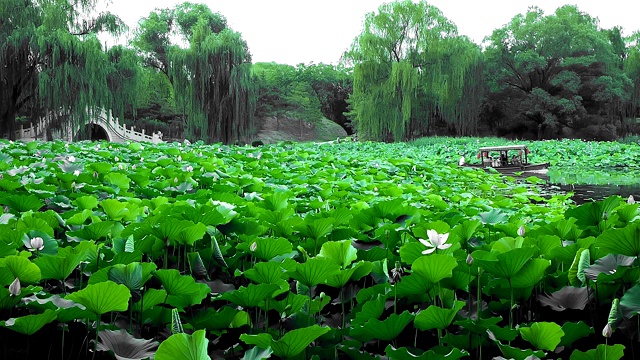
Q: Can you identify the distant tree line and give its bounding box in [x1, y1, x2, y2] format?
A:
[3, 0, 640, 143]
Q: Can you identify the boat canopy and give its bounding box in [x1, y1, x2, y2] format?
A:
[478, 145, 529, 152]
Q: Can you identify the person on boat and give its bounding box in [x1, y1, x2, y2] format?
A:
[500, 152, 508, 166]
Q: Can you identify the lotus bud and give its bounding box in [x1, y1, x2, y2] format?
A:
[466, 253, 473, 265]
[250, 242, 257, 252]
[186, 165, 194, 172]
[603, 212, 608, 221]
[602, 323, 613, 338]
[390, 261, 404, 284]
[629, 195, 635, 205]
[174, 177, 179, 183]
[115, 156, 119, 162]
[9, 278, 20, 296]
[71, 181, 76, 189]
[517, 225, 526, 237]
[178, 155, 182, 162]
[93, 171, 98, 178]
[30, 237, 44, 251]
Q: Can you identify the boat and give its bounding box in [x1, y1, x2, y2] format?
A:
[461, 145, 550, 174]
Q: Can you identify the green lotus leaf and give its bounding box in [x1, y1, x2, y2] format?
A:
[619, 283, 640, 317]
[472, 247, 536, 279]
[176, 222, 207, 246]
[349, 310, 413, 342]
[243, 261, 290, 285]
[268, 292, 308, 317]
[568, 248, 590, 287]
[616, 203, 639, 223]
[242, 347, 273, 360]
[68, 221, 115, 241]
[74, 195, 99, 210]
[188, 252, 207, 278]
[496, 342, 545, 360]
[0, 309, 57, 335]
[325, 261, 374, 288]
[596, 224, 640, 257]
[510, 258, 551, 288]
[108, 262, 144, 291]
[569, 344, 625, 360]
[394, 273, 433, 297]
[193, 203, 238, 226]
[189, 307, 239, 331]
[297, 217, 334, 241]
[559, 321, 594, 348]
[217, 283, 280, 308]
[261, 191, 290, 211]
[131, 289, 167, 312]
[449, 219, 482, 244]
[412, 253, 458, 284]
[0, 255, 41, 285]
[65, 209, 94, 226]
[318, 240, 357, 269]
[478, 208, 509, 225]
[352, 294, 386, 326]
[0, 194, 44, 213]
[66, 281, 131, 315]
[35, 250, 86, 281]
[100, 199, 129, 221]
[289, 257, 341, 288]
[155, 329, 211, 360]
[519, 321, 564, 351]
[566, 196, 620, 228]
[240, 325, 330, 359]
[154, 269, 210, 309]
[414, 300, 464, 331]
[95, 329, 159, 360]
[104, 172, 131, 194]
[385, 345, 468, 360]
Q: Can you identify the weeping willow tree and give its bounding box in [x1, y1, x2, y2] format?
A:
[0, 0, 133, 140]
[344, 0, 484, 141]
[134, 2, 255, 144]
[624, 32, 640, 123]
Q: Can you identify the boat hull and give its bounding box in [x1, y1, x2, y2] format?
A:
[463, 162, 550, 174]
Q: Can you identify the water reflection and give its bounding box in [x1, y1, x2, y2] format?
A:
[543, 166, 640, 204]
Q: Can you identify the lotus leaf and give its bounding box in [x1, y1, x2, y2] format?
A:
[240, 325, 330, 359]
[96, 329, 159, 360]
[0, 309, 57, 335]
[155, 329, 211, 360]
[66, 281, 131, 316]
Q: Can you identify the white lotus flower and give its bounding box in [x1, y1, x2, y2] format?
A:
[73, 169, 80, 176]
[186, 165, 194, 172]
[114, 156, 119, 162]
[67, 155, 75, 162]
[517, 225, 526, 237]
[459, 156, 465, 166]
[9, 278, 20, 296]
[629, 195, 635, 205]
[419, 229, 451, 255]
[30, 237, 44, 251]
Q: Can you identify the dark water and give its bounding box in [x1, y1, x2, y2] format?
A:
[541, 167, 640, 204]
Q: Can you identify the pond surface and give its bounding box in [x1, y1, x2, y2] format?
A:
[543, 166, 640, 204]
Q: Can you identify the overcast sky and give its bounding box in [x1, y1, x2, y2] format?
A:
[99, 0, 640, 65]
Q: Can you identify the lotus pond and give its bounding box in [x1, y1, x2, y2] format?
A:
[1, 138, 640, 360]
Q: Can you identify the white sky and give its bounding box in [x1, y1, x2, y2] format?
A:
[99, 0, 640, 66]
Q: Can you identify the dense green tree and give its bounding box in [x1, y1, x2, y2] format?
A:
[133, 2, 254, 144]
[0, 0, 132, 139]
[344, 0, 484, 141]
[484, 5, 632, 140]
[624, 32, 640, 127]
[296, 63, 353, 133]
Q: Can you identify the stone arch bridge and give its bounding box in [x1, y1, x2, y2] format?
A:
[6, 109, 163, 143]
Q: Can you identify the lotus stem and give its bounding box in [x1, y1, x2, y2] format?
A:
[509, 279, 514, 330]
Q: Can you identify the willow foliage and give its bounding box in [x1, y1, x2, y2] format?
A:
[345, 0, 484, 141]
[0, 0, 133, 139]
[135, 3, 255, 144]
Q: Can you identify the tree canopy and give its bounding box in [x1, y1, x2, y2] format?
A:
[344, 0, 484, 141]
[483, 5, 632, 139]
[133, 2, 254, 144]
[0, 0, 134, 139]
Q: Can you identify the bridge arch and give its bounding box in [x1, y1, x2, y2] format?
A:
[74, 121, 111, 141]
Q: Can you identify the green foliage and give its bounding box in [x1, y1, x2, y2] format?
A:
[345, 0, 484, 140]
